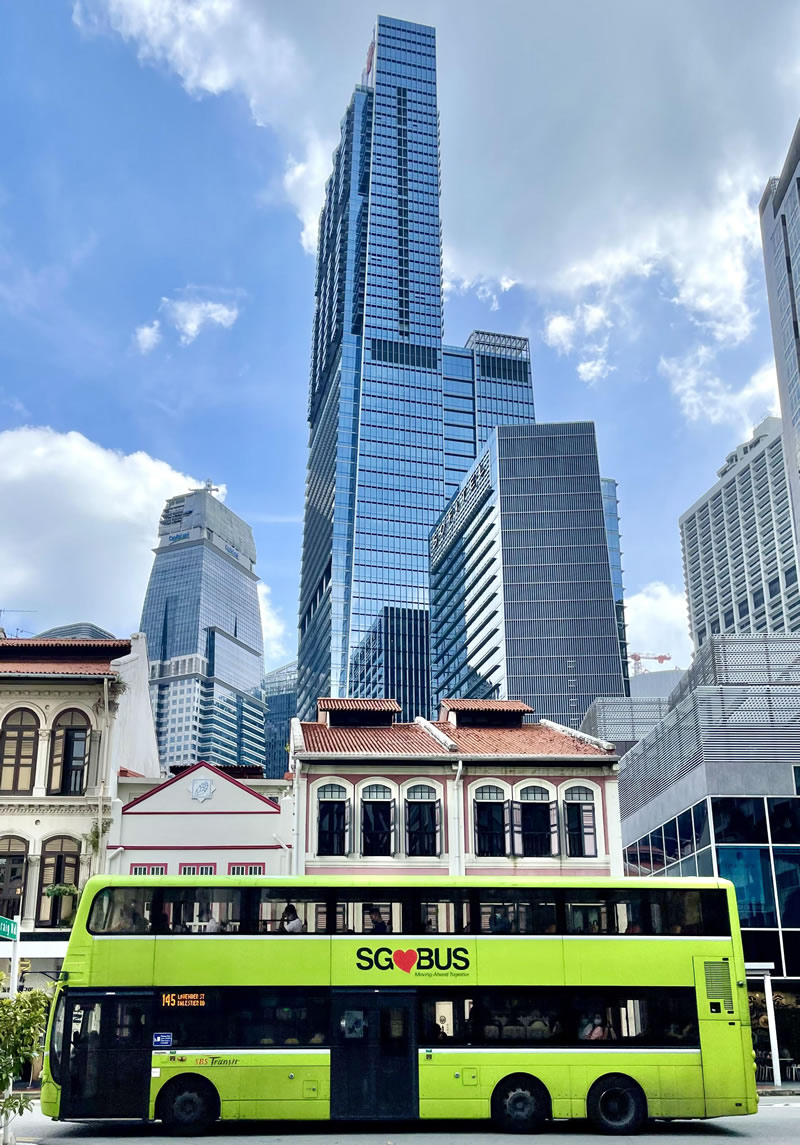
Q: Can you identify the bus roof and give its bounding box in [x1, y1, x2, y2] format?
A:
[81, 874, 733, 892]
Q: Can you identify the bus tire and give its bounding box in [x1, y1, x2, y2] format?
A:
[587, 1074, 647, 1135]
[491, 1073, 550, 1133]
[157, 1076, 219, 1135]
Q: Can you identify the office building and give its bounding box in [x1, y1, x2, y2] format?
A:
[619, 635, 800, 1077]
[35, 622, 116, 640]
[263, 660, 297, 779]
[296, 17, 537, 722]
[680, 417, 800, 648]
[580, 695, 670, 757]
[761, 126, 800, 541]
[140, 482, 266, 771]
[601, 478, 630, 695]
[430, 423, 626, 727]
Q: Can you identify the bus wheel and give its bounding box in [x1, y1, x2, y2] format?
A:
[587, 1074, 647, 1135]
[491, 1074, 550, 1133]
[158, 1076, 219, 1135]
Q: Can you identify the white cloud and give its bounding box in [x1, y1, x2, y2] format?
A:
[161, 296, 239, 344]
[624, 581, 694, 669]
[134, 318, 161, 354]
[543, 313, 576, 354]
[577, 356, 615, 384]
[283, 131, 335, 255]
[257, 582, 288, 669]
[659, 350, 779, 436]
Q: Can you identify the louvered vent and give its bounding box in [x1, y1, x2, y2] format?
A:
[704, 961, 734, 1012]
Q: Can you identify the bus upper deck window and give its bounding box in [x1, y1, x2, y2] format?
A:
[87, 887, 152, 934]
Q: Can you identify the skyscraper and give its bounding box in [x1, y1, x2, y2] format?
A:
[140, 482, 266, 771]
[297, 17, 538, 721]
[601, 477, 630, 695]
[263, 659, 297, 779]
[760, 124, 800, 542]
[679, 417, 800, 647]
[429, 423, 626, 728]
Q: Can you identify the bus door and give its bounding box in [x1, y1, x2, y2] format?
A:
[330, 990, 417, 1120]
[61, 991, 153, 1119]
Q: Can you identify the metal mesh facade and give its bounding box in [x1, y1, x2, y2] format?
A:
[667, 633, 800, 709]
[580, 696, 669, 755]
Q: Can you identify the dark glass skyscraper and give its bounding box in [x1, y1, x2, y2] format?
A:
[140, 482, 266, 770]
[263, 659, 297, 779]
[298, 16, 444, 721]
[297, 18, 538, 721]
[430, 424, 626, 728]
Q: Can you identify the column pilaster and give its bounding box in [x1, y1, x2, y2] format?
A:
[21, 854, 40, 931]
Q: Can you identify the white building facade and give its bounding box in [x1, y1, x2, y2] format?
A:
[680, 417, 800, 648]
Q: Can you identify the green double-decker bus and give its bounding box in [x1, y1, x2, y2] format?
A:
[40, 875, 757, 1133]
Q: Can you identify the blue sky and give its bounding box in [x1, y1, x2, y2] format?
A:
[1, 0, 797, 671]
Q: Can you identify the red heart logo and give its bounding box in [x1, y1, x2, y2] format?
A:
[392, 949, 418, 974]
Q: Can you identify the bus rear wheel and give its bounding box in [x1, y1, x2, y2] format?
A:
[491, 1074, 550, 1133]
[587, 1074, 647, 1135]
[158, 1076, 219, 1135]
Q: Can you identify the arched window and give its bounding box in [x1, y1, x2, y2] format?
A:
[405, 784, 440, 857]
[48, 710, 90, 795]
[0, 836, 27, 920]
[473, 785, 507, 856]
[317, 784, 350, 856]
[520, 786, 549, 801]
[0, 709, 38, 794]
[519, 786, 555, 857]
[37, 836, 81, 927]
[563, 786, 597, 858]
[361, 784, 395, 857]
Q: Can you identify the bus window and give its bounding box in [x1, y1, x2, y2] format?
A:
[662, 889, 729, 935]
[518, 899, 557, 934]
[565, 897, 609, 934]
[608, 890, 650, 934]
[478, 892, 520, 934]
[333, 893, 404, 934]
[255, 889, 327, 933]
[416, 893, 471, 934]
[160, 886, 243, 934]
[155, 987, 329, 1048]
[87, 886, 152, 934]
[49, 992, 66, 1084]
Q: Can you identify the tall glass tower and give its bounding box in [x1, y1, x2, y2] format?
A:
[298, 16, 445, 721]
[140, 482, 266, 771]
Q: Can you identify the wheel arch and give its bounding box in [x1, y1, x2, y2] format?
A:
[154, 1072, 221, 1122]
[586, 1071, 648, 1134]
[491, 1071, 553, 1117]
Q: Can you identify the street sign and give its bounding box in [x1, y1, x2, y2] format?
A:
[0, 915, 17, 941]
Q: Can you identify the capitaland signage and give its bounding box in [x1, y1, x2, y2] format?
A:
[168, 531, 189, 543]
[224, 543, 240, 560]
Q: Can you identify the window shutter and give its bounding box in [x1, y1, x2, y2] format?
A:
[344, 798, 352, 855]
[503, 799, 513, 856]
[582, 804, 597, 858]
[404, 799, 411, 855]
[510, 800, 523, 857]
[390, 799, 398, 855]
[473, 805, 480, 856]
[549, 800, 561, 856]
[434, 799, 442, 857]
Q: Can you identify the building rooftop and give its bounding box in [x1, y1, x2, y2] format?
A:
[316, 697, 401, 713]
[439, 698, 534, 713]
[0, 637, 132, 677]
[35, 622, 116, 640]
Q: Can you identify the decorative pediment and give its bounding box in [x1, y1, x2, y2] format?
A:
[122, 761, 279, 816]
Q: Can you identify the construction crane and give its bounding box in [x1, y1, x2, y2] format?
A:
[629, 651, 672, 676]
[0, 609, 37, 639]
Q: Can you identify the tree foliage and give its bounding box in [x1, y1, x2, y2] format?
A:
[0, 983, 51, 1120]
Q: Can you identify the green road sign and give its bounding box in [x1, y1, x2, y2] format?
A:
[0, 915, 17, 941]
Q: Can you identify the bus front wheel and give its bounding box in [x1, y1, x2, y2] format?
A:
[157, 1076, 220, 1135]
[587, 1074, 647, 1135]
[491, 1074, 550, 1133]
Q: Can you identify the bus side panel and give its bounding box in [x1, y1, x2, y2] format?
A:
[150, 1053, 330, 1121]
[152, 938, 330, 987]
[91, 937, 155, 987]
[657, 1063, 706, 1118]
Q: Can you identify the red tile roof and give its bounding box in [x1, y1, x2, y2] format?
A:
[439, 698, 534, 713]
[0, 659, 119, 676]
[298, 720, 615, 759]
[0, 637, 130, 677]
[432, 722, 614, 758]
[0, 639, 130, 650]
[317, 697, 401, 712]
[300, 722, 449, 755]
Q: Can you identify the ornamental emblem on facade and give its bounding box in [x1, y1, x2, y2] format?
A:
[190, 777, 216, 803]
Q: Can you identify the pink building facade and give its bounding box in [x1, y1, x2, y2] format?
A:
[289, 698, 622, 878]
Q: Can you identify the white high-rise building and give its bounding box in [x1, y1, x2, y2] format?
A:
[679, 417, 800, 648]
[760, 124, 800, 538]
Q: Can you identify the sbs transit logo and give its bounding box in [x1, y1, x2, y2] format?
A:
[355, 946, 470, 973]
